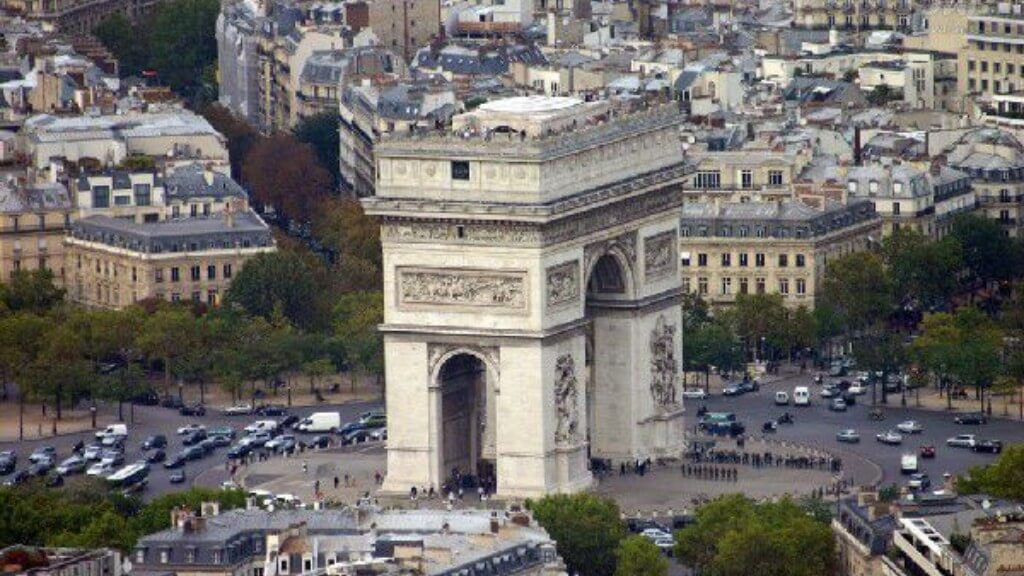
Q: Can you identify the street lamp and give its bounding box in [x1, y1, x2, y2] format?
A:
[90, 405, 97, 429]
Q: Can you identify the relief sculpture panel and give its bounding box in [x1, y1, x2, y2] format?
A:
[644, 231, 677, 281]
[546, 260, 580, 309]
[398, 268, 528, 311]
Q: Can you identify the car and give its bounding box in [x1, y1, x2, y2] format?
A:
[340, 428, 378, 445]
[141, 435, 167, 450]
[896, 420, 924, 435]
[681, 388, 709, 400]
[27, 459, 53, 476]
[164, 453, 187, 469]
[176, 423, 206, 436]
[304, 435, 332, 449]
[183, 446, 205, 461]
[208, 426, 236, 440]
[828, 364, 846, 377]
[908, 473, 931, 491]
[246, 431, 273, 447]
[774, 391, 790, 405]
[901, 453, 919, 474]
[199, 438, 219, 454]
[145, 449, 166, 463]
[0, 451, 17, 474]
[226, 444, 252, 460]
[653, 536, 675, 555]
[28, 446, 56, 464]
[55, 456, 86, 476]
[370, 428, 388, 441]
[972, 440, 1003, 454]
[129, 390, 160, 406]
[919, 445, 936, 458]
[954, 412, 987, 425]
[641, 527, 672, 540]
[86, 461, 116, 477]
[161, 395, 185, 409]
[722, 384, 745, 397]
[3, 470, 29, 486]
[179, 404, 206, 417]
[82, 444, 104, 461]
[336, 421, 370, 436]
[169, 470, 186, 484]
[223, 404, 253, 416]
[739, 380, 760, 393]
[841, 391, 858, 406]
[821, 386, 840, 398]
[946, 434, 977, 449]
[182, 429, 208, 446]
[836, 429, 860, 443]
[876, 430, 904, 445]
[100, 434, 125, 448]
[274, 494, 304, 509]
[244, 420, 279, 435]
[100, 450, 124, 467]
[847, 383, 867, 395]
[281, 415, 300, 429]
[210, 434, 232, 447]
[265, 434, 297, 452]
[828, 398, 848, 412]
[95, 423, 128, 441]
[256, 404, 287, 417]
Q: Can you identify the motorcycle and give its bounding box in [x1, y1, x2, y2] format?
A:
[696, 405, 709, 417]
[762, 420, 778, 433]
[777, 412, 794, 425]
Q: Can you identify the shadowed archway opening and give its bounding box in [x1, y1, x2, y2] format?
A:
[437, 353, 495, 491]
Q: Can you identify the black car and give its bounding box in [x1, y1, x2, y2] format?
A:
[130, 390, 160, 406]
[340, 428, 378, 445]
[304, 435, 331, 449]
[198, 438, 219, 455]
[281, 415, 300, 429]
[142, 435, 167, 450]
[0, 451, 16, 475]
[3, 469, 29, 486]
[28, 460, 53, 476]
[841, 391, 858, 406]
[954, 412, 987, 425]
[972, 440, 1003, 454]
[160, 395, 185, 409]
[739, 380, 760, 393]
[227, 444, 252, 459]
[256, 404, 287, 417]
[179, 404, 206, 417]
[210, 434, 232, 447]
[183, 446, 204, 461]
[145, 449, 166, 463]
[164, 453, 187, 469]
[182, 430, 208, 446]
[169, 470, 186, 484]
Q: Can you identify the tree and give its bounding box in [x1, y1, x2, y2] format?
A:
[913, 307, 1002, 409]
[868, 84, 894, 106]
[137, 306, 196, 397]
[957, 444, 1024, 500]
[685, 317, 743, 390]
[311, 198, 383, 292]
[531, 493, 626, 576]
[23, 323, 94, 420]
[147, 0, 221, 97]
[293, 112, 340, 188]
[202, 104, 261, 181]
[951, 214, 1017, 286]
[0, 313, 51, 439]
[820, 251, 893, 336]
[853, 329, 906, 405]
[728, 293, 788, 361]
[882, 229, 962, 310]
[242, 134, 332, 223]
[224, 251, 327, 331]
[91, 14, 149, 76]
[0, 269, 65, 314]
[302, 357, 335, 396]
[615, 536, 668, 576]
[333, 292, 383, 391]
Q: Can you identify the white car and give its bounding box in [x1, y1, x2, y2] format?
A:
[896, 420, 924, 434]
[223, 404, 253, 416]
[876, 430, 904, 445]
[86, 461, 116, 477]
[177, 423, 206, 436]
[641, 528, 672, 540]
[82, 444, 104, 461]
[681, 389, 709, 400]
[947, 434, 977, 448]
[653, 536, 675, 554]
[56, 456, 86, 476]
[848, 384, 867, 395]
[264, 435, 295, 451]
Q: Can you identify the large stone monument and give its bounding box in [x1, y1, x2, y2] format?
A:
[363, 96, 690, 497]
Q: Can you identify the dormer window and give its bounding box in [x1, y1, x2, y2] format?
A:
[848, 181, 857, 193]
[869, 180, 879, 194]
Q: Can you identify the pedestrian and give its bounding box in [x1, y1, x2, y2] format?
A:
[478, 485, 484, 501]
[410, 486, 418, 500]
[620, 462, 626, 476]
[458, 486, 464, 500]
[334, 476, 339, 490]
[302, 460, 309, 474]
[344, 473, 350, 487]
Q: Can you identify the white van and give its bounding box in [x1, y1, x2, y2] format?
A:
[244, 420, 279, 434]
[95, 423, 128, 440]
[901, 453, 919, 474]
[296, 412, 341, 433]
[793, 387, 811, 406]
[774, 391, 790, 405]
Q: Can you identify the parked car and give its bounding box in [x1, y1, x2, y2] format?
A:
[183, 446, 205, 461]
[164, 453, 187, 469]
[370, 428, 388, 441]
[129, 390, 160, 406]
[653, 536, 675, 555]
[946, 434, 977, 448]
[142, 435, 167, 450]
[303, 435, 332, 449]
[681, 389, 709, 400]
[169, 470, 186, 484]
[56, 456, 87, 476]
[256, 404, 287, 417]
[179, 404, 206, 417]
[246, 431, 273, 447]
[208, 426, 236, 440]
[100, 450, 124, 467]
[340, 428, 378, 445]
[954, 413, 987, 425]
[836, 429, 860, 443]
[641, 528, 672, 540]
[226, 444, 252, 460]
[210, 435, 232, 447]
[972, 440, 1003, 454]
[828, 398, 848, 412]
[145, 449, 166, 464]
[100, 434, 125, 448]
[774, 391, 790, 405]
[28, 459, 53, 476]
[821, 386, 840, 398]
[876, 430, 904, 445]
[223, 404, 253, 416]
[908, 473, 931, 491]
[847, 384, 867, 395]
[919, 445, 936, 458]
[3, 470, 29, 486]
[841, 391, 858, 406]
[160, 396, 184, 410]
[281, 415, 300, 429]
[265, 434, 297, 453]
[177, 423, 205, 436]
[199, 438, 219, 455]
[896, 420, 924, 435]
[182, 429, 208, 446]
[722, 384, 744, 397]
[29, 446, 56, 464]
[86, 461, 116, 477]
[95, 424, 128, 442]
[82, 444, 104, 461]
[0, 451, 17, 474]
[740, 380, 760, 393]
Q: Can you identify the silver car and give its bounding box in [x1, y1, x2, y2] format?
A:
[896, 420, 924, 434]
[56, 456, 86, 476]
[836, 429, 860, 443]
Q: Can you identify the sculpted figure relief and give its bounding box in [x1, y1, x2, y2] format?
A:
[546, 261, 579, 307]
[400, 270, 526, 309]
[649, 315, 679, 408]
[644, 231, 676, 279]
[554, 354, 580, 445]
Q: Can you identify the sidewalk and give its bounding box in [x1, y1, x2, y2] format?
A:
[903, 388, 1023, 421]
[0, 402, 115, 442]
[172, 373, 381, 410]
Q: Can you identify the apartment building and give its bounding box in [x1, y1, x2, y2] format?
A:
[944, 128, 1024, 236]
[847, 163, 934, 236]
[683, 150, 812, 202]
[792, 0, 920, 31]
[0, 0, 164, 35]
[0, 180, 72, 283]
[360, 0, 440, 61]
[295, 47, 406, 121]
[959, 2, 1024, 99]
[678, 199, 881, 308]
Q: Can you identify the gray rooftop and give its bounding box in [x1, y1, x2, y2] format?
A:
[0, 181, 71, 213]
[70, 210, 271, 254]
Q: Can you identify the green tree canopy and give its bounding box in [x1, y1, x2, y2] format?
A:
[531, 493, 626, 576]
[951, 214, 1019, 285]
[0, 269, 65, 315]
[820, 251, 893, 335]
[293, 112, 340, 188]
[958, 444, 1024, 500]
[882, 229, 962, 310]
[615, 535, 668, 576]
[224, 251, 326, 331]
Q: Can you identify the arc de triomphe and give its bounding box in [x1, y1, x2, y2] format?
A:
[362, 97, 690, 497]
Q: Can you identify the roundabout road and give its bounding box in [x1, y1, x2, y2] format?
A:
[691, 373, 1023, 488]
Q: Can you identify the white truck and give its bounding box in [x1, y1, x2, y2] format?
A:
[793, 386, 811, 406]
[296, 412, 341, 433]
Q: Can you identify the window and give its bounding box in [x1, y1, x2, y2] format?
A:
[190, 266, 201, 281]
[185, 549, 195, 563]
[1001, 189, 1011, 203]
[203, 203, 211, 216]
[208, 265, 216, 280]
[280, 558, 289, 574]
[869, 180, 879, 194]
[681, 253, 691, 266]
[739, 277, 749, 294]
[207, 289, 218, 305]
[697, 253, 708, 266]
[171, 267, 180, 282]
[694, 171, 721, 189]
[190, 204, 198, 217]
[134, 184, 151, 206]
[778, 254, 788, 267]
[160, 550, 168, 564]
[796, 254, 806, 267]
[721, 277, 732, 295]
[721, 253, 731, 267]
[768, 170, 784, 186]
[739, 253, 749, 267]
[892, 202, 901, 216]
[755, 253, 765, 267]
[171, 293, 181, 303]
[135, 550, 144, 564]
[92, 186, 110, 209]
[191, 291, 201, 302]
[796, 278, 807, 295]
[848, 181, 857, 193]
[155, 269, 164, 283]
[451, 161, 470, 180]
[740, 170, 753, 189]
[223, 264, 233, 278]
[894, 182, 903, 194]
[132, 267, 137, 282]
[682, 277, 691, 293]
[982, 61, 989, 72]
[968, 60, 976, 72]
[115, 195, 131, 206]
[698, 277, 708, 295]
[779, 278, 790, 295]
[755, 277, 766, 294]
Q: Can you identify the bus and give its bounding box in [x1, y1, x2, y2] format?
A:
[107, 463, 149, 492]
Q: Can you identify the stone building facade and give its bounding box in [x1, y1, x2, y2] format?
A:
[792, 0, 920, 31]
[0, 181, 72, 283]
[958, 3, 1024, 99]
[364, 97, 689, 497]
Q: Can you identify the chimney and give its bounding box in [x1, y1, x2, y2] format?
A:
[853, 127, 862, 165]
[224, 200, 235, 228]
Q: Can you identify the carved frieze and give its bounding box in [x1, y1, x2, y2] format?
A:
[382, 222, 543, 246]
[398, 268, 527, 311]
[644, 231, 677, 281]
[546, 260, 580, 308]
[649, 315, 679, 409]
[554, 354, 579, 445]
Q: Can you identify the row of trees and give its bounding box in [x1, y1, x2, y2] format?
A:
[529, 492, 836, 576]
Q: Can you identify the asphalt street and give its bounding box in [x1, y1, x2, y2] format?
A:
[691, 372, 1024, 488]
[0, 399, 383, 499]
